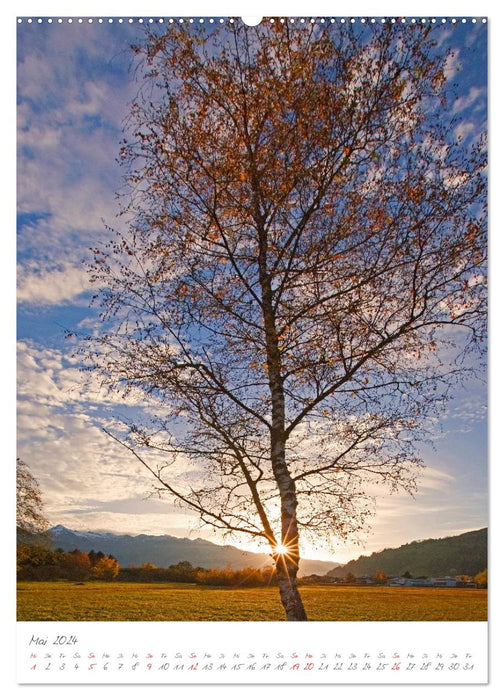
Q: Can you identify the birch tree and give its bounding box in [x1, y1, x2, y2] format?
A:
[88, 21, 486, 620]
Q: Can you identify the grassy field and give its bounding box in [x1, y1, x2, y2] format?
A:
[17, 582, 487, 622]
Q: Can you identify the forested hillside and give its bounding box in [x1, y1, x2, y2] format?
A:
[326, 528, 487, 578]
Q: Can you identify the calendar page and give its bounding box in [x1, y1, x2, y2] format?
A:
[15, 5, 488, 687]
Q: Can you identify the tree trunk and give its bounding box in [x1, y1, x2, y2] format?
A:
[274, 497, 308, 619]
[276, 566, 307, 621]
[256, 215, 307, 620]
[265, 331, 308, 620]
[271, 430, 308, 621]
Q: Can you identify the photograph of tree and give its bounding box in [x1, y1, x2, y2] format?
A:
[17, 17, 487, 623]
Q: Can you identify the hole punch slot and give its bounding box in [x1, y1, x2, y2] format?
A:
[241, 16, 263, 26]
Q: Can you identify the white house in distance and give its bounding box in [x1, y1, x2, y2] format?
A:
[387, 576, 471, 588]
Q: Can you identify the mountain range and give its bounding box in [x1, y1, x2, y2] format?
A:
[48, 525, 487, 579]
[326, 528, 487, 579]
[48, 525, 340, 576]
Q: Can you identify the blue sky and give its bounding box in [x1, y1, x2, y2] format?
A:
[16, 16, 488, 564]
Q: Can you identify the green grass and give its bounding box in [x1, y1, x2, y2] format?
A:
[17, 582, 487, 621]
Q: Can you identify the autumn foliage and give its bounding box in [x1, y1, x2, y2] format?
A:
[17, 545, 120, 581]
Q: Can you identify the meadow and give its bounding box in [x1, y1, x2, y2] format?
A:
[17, 582, 487, 622]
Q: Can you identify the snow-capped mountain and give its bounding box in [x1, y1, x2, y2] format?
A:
[49, 525, 340, 575]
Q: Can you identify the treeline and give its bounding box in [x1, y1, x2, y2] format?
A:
[17, 543, 278, 587]
[119, 561, 201, 583]
[17, 542, 120, 581]
[120, 562, 277, 587]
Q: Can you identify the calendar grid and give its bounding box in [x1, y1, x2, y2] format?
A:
[17, 621, 488, 684]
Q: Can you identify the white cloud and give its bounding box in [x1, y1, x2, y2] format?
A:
[417, 466, 456, 491]
[448, 396, 487, 425]
[454, 121, 476, 142]
[452, 86, 486, 114]
[17, 263, 91, 305]
[16, 54, 55, 101]
[444, 49, 461, 80]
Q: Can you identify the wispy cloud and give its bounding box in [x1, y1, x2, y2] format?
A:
[418, 466, 456, 491]
[444, 49, 461, 80]
[17, 263, 91, 305]
[17, 24, 137, 306]
[453, 120, 477, 143]
[16, 339, 209, 536]
[452, 86, 486, 114]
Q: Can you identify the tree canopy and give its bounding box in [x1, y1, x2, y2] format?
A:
[87, 21, 486, 620]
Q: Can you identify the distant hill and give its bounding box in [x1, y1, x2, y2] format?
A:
[326, 528, 487, 579]
[48, 525, 339, 576]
